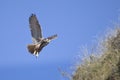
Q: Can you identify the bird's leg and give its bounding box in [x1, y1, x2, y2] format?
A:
[33, 50, 36, 55]
[35, 52, 39, 58]
[34, 44, 40, 58]
[33, 50, 39, 58]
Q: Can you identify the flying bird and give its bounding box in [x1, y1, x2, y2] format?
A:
[27, 14, 57, 57]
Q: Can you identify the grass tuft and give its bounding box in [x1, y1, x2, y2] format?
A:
[72, 26, 120, 80]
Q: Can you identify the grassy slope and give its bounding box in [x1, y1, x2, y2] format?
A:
[72, 26, 120, 80]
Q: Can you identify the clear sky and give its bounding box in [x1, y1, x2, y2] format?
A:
[0, 0, 120, 80]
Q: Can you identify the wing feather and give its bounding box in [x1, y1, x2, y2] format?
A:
[29, 14, 42, 43]
[47, 34, 57, 40]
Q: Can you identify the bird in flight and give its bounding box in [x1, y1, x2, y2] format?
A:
[27, 14, 57, 57]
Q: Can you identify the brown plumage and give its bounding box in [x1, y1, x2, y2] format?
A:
[27, 14, 57, 57]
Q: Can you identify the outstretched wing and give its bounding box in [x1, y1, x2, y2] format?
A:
[29, 14, 42, 43]
[47, 34, 57, 40]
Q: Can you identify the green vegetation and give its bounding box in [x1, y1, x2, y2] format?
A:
[72, 26, 120, 80]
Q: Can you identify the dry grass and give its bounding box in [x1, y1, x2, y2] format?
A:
[72, 25, 120, 80]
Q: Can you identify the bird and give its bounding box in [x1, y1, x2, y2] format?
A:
[27, 14, 57, 57]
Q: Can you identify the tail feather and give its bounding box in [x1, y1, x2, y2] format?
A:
[27, 44, 36, 54]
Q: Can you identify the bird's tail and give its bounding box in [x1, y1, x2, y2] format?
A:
[27, 44, 36, 54]
[47, 34, 57, 40]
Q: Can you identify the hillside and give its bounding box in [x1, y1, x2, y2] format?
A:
[72, 26, 120, 80]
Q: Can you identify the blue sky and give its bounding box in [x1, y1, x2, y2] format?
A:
[0, 0, 120, 80]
